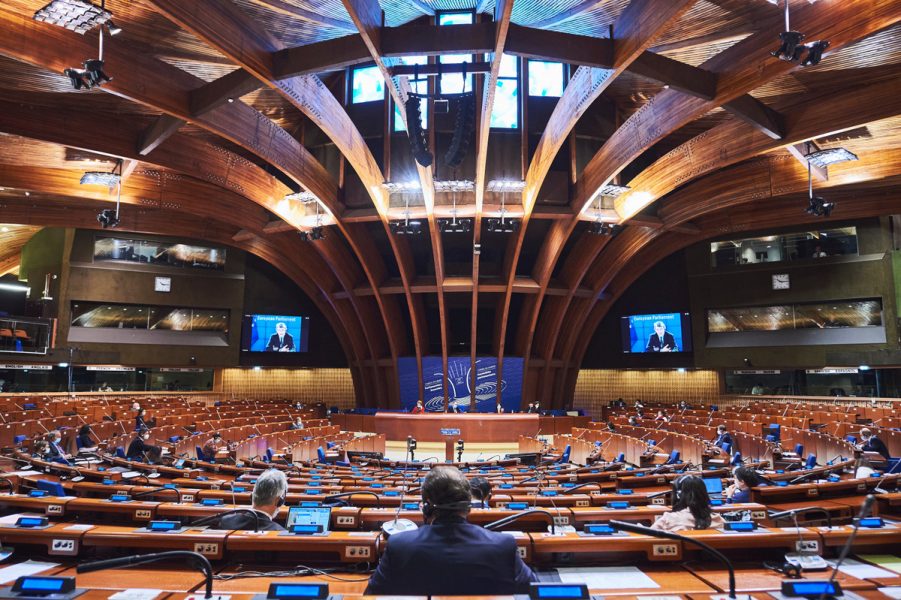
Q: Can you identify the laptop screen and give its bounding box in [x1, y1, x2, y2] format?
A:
[703, 477, 724, 494]
[286, 506, 332, 533]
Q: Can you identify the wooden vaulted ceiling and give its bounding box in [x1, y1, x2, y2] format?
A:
[0, 0, 899, 408]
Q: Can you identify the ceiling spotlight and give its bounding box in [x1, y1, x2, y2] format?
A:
[33, 0, 112, 34]
[309, 227, 326, 241]
[596, 184, 631, 198]
[806, 196, 834, 218]
[486, 217, 520, 233]
[383, 181, 421, 193]
[389, 220, 423, 235]
[437, 218, 473, 234]
[298, 231, 309, 242]
[801, 40, 829, 66]
[64, 58, 111, 90]
[284, 190, 318, 203]
[97, 208, 119, 228]
[805, 147, 858, 169]
[772, 31, 806, 61]
[105, 19, 121, 35]
[587, 222, 623, 236]
[80, 171, 120, 187]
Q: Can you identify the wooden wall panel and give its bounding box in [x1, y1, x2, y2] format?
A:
[219, 368, 356, 409]
[572, 369, 721, 419]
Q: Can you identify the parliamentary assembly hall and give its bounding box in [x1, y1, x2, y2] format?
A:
[0, 0, 899, 597]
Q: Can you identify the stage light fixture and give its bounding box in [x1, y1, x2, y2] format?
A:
[805, 147, 858, 169]
[284, 190, 318, 203]
[486, 217, 520, 233]
[405, 94, 433, 167]
[806, 196, 834, 218]
[801, 40, 829, 66]
[80, 171, 120, 187]
[105, 19, 121, 35]
[96, 208, 119, 228]
[486, 180, 526, 193]
[433, 180, 474, 193]
[770, 1, 829, 66]
[389, 220, 423, 235]
[309, 227, 326, 240]
[33, 0, 112, 34]
[298, 231, 309, 242]
[587, 222, 623, 237]
[437, 218, 473, 233]
[596, 184, 631, 198]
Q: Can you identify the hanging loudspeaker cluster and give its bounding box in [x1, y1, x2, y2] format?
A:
[445, 92, 475, 169]
[405, 95, 433, 167]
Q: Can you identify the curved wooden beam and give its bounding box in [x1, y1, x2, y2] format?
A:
[516, 0, 901, 406]
[147, 0, 416, 407]
[471, 0, 515, 409]
[498, 0, 697, 403]
[340, 0, 448, 407]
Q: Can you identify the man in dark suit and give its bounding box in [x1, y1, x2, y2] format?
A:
[365, 466, 537, 595]
[126, 428, 161, 462]
[646, 320, 677, 352]
[220, 469, 287, 531]
[859, 428, 891, 461]
[712, 425, 734, 454]
[266, 322, 295, 352]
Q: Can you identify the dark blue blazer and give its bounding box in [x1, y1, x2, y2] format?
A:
[365, 516, 537, 595]
[714, 433, 734, 449]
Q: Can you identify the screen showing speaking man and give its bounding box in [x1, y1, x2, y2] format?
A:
[621, 312, 692, 354]
[243, 314, 308, 352]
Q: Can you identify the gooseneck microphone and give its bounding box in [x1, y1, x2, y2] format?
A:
[322, 491, 381, 509]
[818, 495, 875, 600]
[78, 551, 213, 599]
[484, 509, 556, 534]
[608, 520, 737, 599]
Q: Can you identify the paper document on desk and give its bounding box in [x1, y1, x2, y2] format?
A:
[877, 588, 901, 599]
[556, 566, 659, 589]
[858, 555, 901, 574]
[827, 558, 896, 579]
[108, 589, 163, 600]
[0, 560, 60, 584]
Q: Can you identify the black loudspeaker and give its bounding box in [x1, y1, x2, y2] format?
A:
[445, 92, 475, 169]
[405, 95, 433, 167]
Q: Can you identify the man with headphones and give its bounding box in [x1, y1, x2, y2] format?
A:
[220, 469, 287, 531]
[366, 466, 537, 595]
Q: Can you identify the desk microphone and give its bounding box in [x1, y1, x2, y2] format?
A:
[484, 508, 556, 534]
[130, 486, 182, 504]
[193, 508, 261, 532]
[322, 491, 381, 508]
[818, 495, 875, 600]
[78, 551, 214, 599]
[609, 520, 740, 599]
[382, 438, 417, 537]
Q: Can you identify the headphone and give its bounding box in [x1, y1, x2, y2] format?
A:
[276, 491, 286, 508]
[763, 561, 801, 578]
[421, 499, 472, 520]
[672, 474, 692, 503]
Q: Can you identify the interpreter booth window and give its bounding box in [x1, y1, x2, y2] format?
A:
[0, 366, 57, 393]
[800, 368, 879, 398]
[725, 370, 796, 395]
[709, 227, 858, 267]
[708, 299, 882, 333]
[71, 302, 229, 332]
[94, 237, 226, 270]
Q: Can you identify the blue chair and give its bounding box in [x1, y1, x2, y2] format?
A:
[721, 442, 732, 455]
[730, 452, 742, 466]
[317, 447, 327, 463]
[51, 456, 72, 466]
[557, 445, 572, 464]
[75, 437, 83, 450]
[115, 446, 126, 459]
[805, 454, 817, 469]
[665, 450, 681, 465]
[195, 445, 205, 460]
[844, 435, 857, 444]
[12, 435, 26, 445]
[615, 453, 625, 463]
[794, 444, 804, 456]
[326, 441, 336, 449]
[36, 479, 65, 497]
[169, 436, 181, 443]
[265, 448, 274, 463]
[765, 435, 776, 443]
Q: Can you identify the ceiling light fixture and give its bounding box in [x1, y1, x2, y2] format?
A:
[60, 0, 116, 90]
[805, 147, 859, 169]
[390, 190, 422, 235]
[770, 0, 829, 66]
[433, 180, 474, 193]
[82, 159, 122, 228]
[486, 180, 526, 193]
[485, 180, 524, 234]
[33, 0, 112, 34]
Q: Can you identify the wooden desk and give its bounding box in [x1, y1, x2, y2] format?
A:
[66, 497, 161, 523]
[685, 563, 878, 594]
[372, 413, 539, 442]
[225, 530, 381, 564]
[0, 522, 86, 557]
[57, 565, 207, 593]
[680, 527, 821, 557]
[211, 568, 370, 595]
[530, 530, 682, 563]
[82, 525, 229, 559]
[0, 493, 73, 517]
[818, 523, 901, 553]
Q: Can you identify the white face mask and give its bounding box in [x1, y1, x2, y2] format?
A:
[143, 434, 150, 440]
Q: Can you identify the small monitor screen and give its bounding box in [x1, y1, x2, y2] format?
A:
[18, 579, 65, 592]
[148, 521, 179, 531]
[536, 585, 588, 598]
[620, 312, 692, 353]
[584, 524, 615, 535]
[286, 506, 331, 532]
[269, 584, 327, 599]
[242, 314, 310, 352]
[726, 521, 757, 531]
[790, 582, 837, 595]
[703, 478, 724, 494]
[17, 517, 47, 527]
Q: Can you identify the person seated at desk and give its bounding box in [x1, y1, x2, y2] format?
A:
[586, 441, 604, 464]
[651, 474, 725, 532]
[496, 403, 504, 414]
[411, 400, 424, 414]
[725, 466, 767, 504]
[711, 424, 734, 454]
[526, 402, 537, 413]
[98, 381, 113, 392]
[627, 415, 639, 426]
[77, 424, 97, 452]
[289, 417, 304, 430]
[31, 439, 49, 458]
[365, 466, 537, 595]
[126, 428, 162, 462]
[202, 433, 224, 459]
[470, 476, 492, 508]
[606, 420, 616, 432]
[655, 410, 670, 423]
[858, 427, 891, 461]
[220, 469, 287, 532]
[46, 430, 71, 460]
[135, 408, 148, 431]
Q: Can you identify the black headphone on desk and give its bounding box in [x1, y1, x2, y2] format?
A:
[763, 561, 802, 578]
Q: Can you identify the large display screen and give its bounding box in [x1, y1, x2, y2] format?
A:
[241, 314, 309, 352]
[620, 312, 692, 353]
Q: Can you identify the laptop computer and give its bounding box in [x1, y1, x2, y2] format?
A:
[286, 506, 332, 534]
[703, 477, 724, 500]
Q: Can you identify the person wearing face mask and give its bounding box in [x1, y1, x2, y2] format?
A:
[31, 439, 49, 458]
[220, 469, 287, 531]
[46, 430, 70, 460]
[289, 417, 304, 430]
[126, 427, 157, 461]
